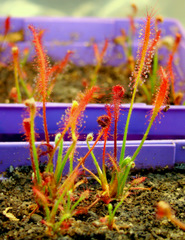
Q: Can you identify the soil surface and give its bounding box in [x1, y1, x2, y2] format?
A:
[1, 165, 185, 239]
[0, 62, 158, 104]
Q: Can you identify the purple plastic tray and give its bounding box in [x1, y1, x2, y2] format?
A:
[0, 103, 185, 141]
[0, 17, 185, 172]
[0, 17, 185, 96]
[0, 102, 185, 172]
[0, 140, 185, 173]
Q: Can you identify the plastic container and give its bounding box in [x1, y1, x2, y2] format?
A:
[0, 17, 185, 173]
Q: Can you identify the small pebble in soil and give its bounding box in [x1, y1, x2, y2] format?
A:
[30, 213, 43, 223]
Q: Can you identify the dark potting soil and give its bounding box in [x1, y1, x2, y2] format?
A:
[0, 62, 160, 104]
[1, 166, 185, 240]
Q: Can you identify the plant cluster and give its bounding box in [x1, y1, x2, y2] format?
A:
[17, 9, 173, 236]
[0, 4, 184, 236]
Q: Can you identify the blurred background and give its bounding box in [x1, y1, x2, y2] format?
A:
[0, 0, 184, 27]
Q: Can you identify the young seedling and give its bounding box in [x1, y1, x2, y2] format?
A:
[11, 45, 32, 102]
[114, 29, 129, 59]
[11, 46, 22, 103]
[94, 203, 121, 231]
[97, 176, 151, 231]
[91, 39, 108, 86]
[114, 4, 137, 60]
[46, 50, 73, 96]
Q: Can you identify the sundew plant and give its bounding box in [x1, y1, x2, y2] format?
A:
[22, 10, 170, 235]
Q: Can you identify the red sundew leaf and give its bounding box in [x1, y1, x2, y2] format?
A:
[64, 86, 99, 131]
[156, 201, 172, 219]
[111, 85, 125, 159]
[60, 220, 72, 230]
[32, 186, 48, 205]
[38, 29, 45, 41]
[112, 85, 125, 100]
[133, 9, 156, 84]
[12, 45, 19, 59]
[172, 33, 181, 54]
[167, 54, 175, 88]
[98, 107, 112, 168]
[4, 16, 10, 36]
[97, 114, 111, 129]
[112, 85, 125, 118]
[28, 25, 50, 144]
[153, 67, 169, 115]
[157, 201, 185, 230]
[93, 43, 100, 63]
[74, 208, 88, 215]
[9, 87, 18, 102]
[47, 50, 73, 77]
[100, 39, 109, 61]
[23, 47, 29, 55]
[165, 33, 181, 103]
[130, 176, 147, 186]
[28, 25, 49, 101]
[93, 39, 108, 64]
[146, 29, 161, 64]
[23, 118, 31, 141]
